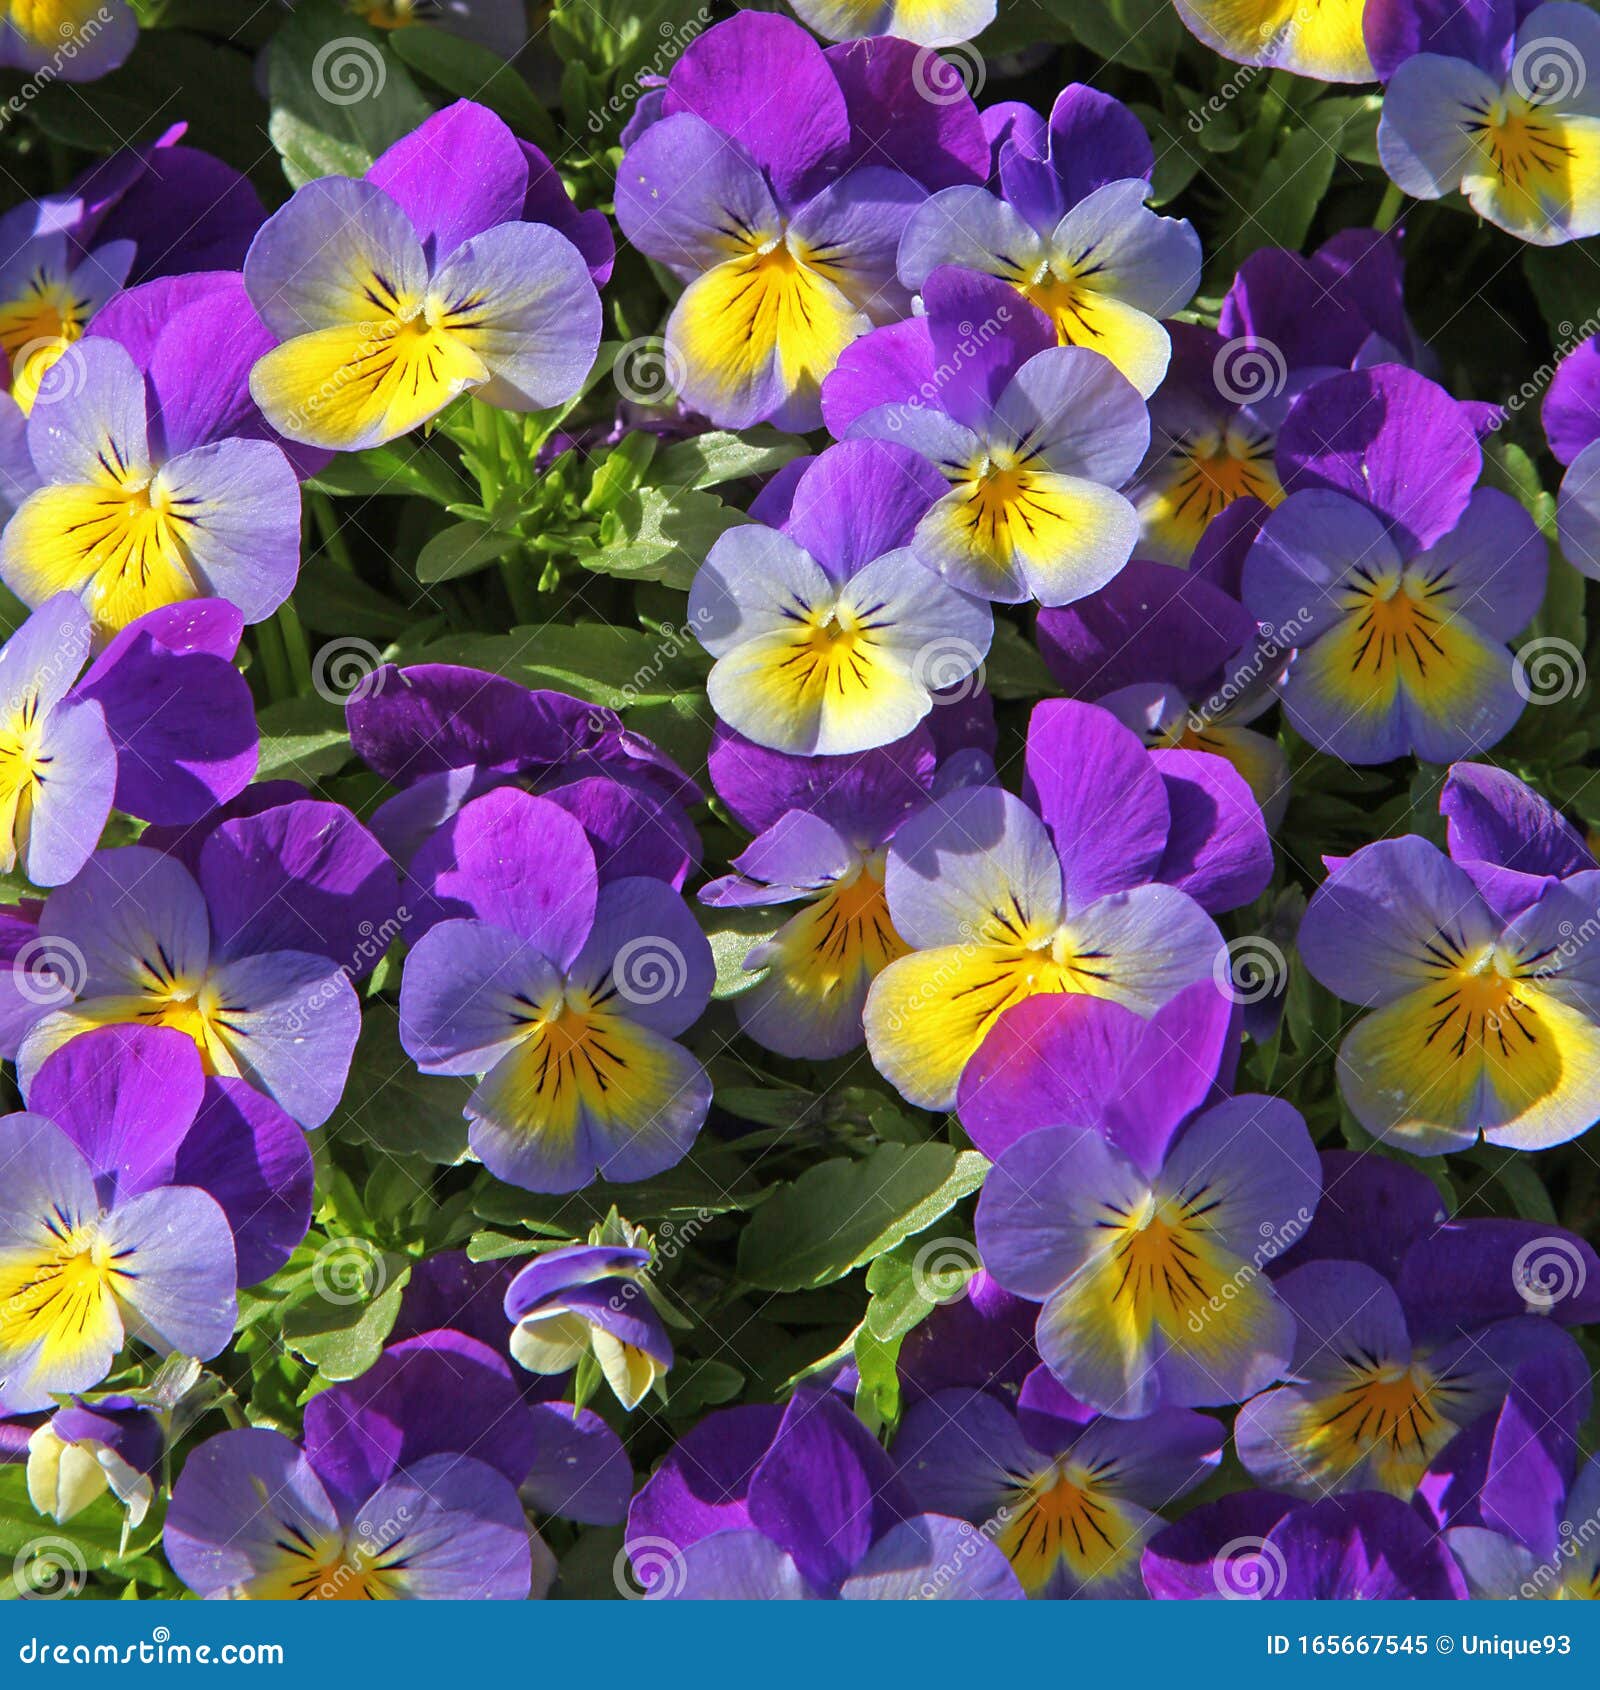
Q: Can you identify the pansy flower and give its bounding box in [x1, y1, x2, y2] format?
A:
[0, 1031, 271, 1413]
[0, 594, 257, 887]
[1038, 559, 1291, 828]
[399, 788, 714, 1193]
[626, 1391, 1024, 1599]
[1142, 1491, 1468, 1599]
[614, 14, 988, 429]
[0, 297, 304, 643]
[895, 86, 1199, 396]
[0, 206, 132, 416]
[787, 0, 994, 46]
[245, 101, 602, 451]
[0, 799, 395, 1128]
[1444, 1441, 1600, 1599]
[1298, 831, 1600, 1151]
[165, 1332, 554, 1600]
[348, 664, 700, 893]
[863, 699, 1246, 1110]
[0, 0, 136, 80]
[26, 1395, 163, 1527]
[826, 268, 1149, 606]
[1236, 1258, 1587, 1500]
[1132, 233, 1413, 564]
[1243, 365, 1541, 764]
[1439, 758, 1600, 917]
[895, 1369, 1222, 1598]
[1544, 330, 1600, 575]
[701, 725, 953, 1059]
[689, 440, 992, 751]
[1173, 0, 1373, 82]
[505, 1244, 671, 1411]
[974, 1002, 1318, 1416]
[1375, 0, 1600, 244]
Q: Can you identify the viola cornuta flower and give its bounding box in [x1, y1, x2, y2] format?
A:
[1243, 365, 1541, 763]
[863, 699, 1238, 1110]
[1375, 0, 1600, 244]
[786, 0, 994, 46]
[827, 268, 1149, 606]
[689, 440, 992, 752]
[1173, 0, 1373, 83]
[895, 86, 1200, 396]
[245, 101, 602, 451]
[504, 1244, 671, 1411]
[614, 14, 988, 429]
[1544, 329, 1600, 574]
[0, 0, 137, 81]
[895, 1369, 1222, 1598]
[398, 788, 714, 1192]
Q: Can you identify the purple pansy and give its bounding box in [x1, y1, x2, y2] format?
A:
[0, 798, 395, 1128]
[245, 101, 602, 452]
[0, 593, 257, 887]
[614, 15, 987, 430]
[1243, 365, 1542, 764]
[504, 1244, 672, 1411]
[347, 664, 701, 896]
[1544, 330, 1600, 575]
[164, 1331, 554, 1600]
[895, 1369, 1222, 1597]
[863, 699, 1248, 1110]
[825, 267, 1149, 606]
[626, 1390, 1024, 1599]
[398, 788, 714, 1192]
[895, 85, 1200, 397]
[689, 439, 992, 751]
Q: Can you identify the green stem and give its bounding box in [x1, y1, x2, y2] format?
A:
[253, 616, 293, 704]
[309, 490, 356, 572]
[1373, 180, 1405, 233]
[276, 602, 314, 692]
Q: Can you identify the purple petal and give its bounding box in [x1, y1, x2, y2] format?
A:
[171, 1077, 313, 1286]
[824, 39, 987, 191]
[661, 13, 851, 206]
[366, 101, 529, 259]
[841, 1515, 1024, 1600]
[1001, 85, 1154, 227]
[1265, 1495, 1466, 1600]
[1397, 1219, 1600, 1337]
[24, 1024, 200, 1197]
[102, 1183, 237, 1361]
[519, 141, 614, 285]
[819, 318, 936, 436]
[1141, 1491, 1297, 1599]
[1441, 761, 1595, 878]
[1022, 699, 1171, 904]
[1273, 1150, 1446, 1281]
[1151, 747, 1273, 914]
[626, 1404, 781, 1571]
[1276, 365, 1481, 553]
[920, 266, 1056, 431]
[406, 787, 597, 965]
[781, 440, 946, 578]
[1544, 333, 1600, 465]
[16, 697, 116, 888]
[522, 1402, 632, 1524]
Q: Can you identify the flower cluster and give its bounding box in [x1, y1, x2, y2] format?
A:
[0, 0, 1595, 1611]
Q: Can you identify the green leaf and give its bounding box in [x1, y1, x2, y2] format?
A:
[388, 26, 558, 150]
[282, 1255, 411, 1380]
[736, 1144, 989, 1292]
[982, 618, 1054, 699]
[416, 518, 519, 584]
[403, 623, 705, 708]
[578, 488, 748, 589]
[332, 1004, 473, 1164]
[306, 440, 467, 505]
[254, 695, 351, 781]
[267, 3, 431, 188]
[653, 429, 809, 491]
